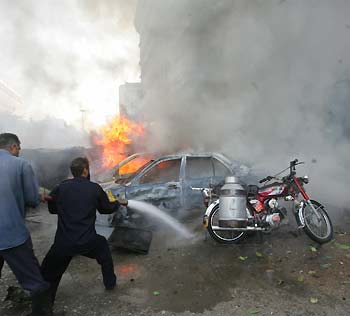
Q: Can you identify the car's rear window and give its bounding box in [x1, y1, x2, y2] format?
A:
[185, 157, 214, 179]
[213, 158, 231, 177]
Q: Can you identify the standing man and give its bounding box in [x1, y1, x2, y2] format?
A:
[0, 133, 52, 316]
[41, 157, 127, 306]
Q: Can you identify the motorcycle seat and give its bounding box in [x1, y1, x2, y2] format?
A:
[247, 185, 258, 197]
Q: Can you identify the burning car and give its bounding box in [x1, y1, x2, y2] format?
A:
[91, 116, 252, 241]
[95, 152, 251, 227]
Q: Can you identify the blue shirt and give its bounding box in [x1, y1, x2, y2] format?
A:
[0, 149, 40, 250]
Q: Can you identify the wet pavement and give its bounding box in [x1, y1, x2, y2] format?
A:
[1, 205, 350, 316]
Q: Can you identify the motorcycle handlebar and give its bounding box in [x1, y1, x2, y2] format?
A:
[191, 187, 210, 191]
[259, 159, 305, 184]
[289, 159, 305, 176]
[290, 159, 298, 167]
[259, 176, 273, 183]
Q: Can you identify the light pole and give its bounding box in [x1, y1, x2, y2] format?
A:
[80, 108, 86, 131]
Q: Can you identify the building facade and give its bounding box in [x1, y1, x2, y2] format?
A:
[119, 82, 144, 121]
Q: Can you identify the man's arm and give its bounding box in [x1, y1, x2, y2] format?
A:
[97, 186, 122, 214]
[47, 186, 59, 214]
[22, 161, 40, 208]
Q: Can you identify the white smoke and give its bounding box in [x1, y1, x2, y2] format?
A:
[136, 0, 350, 208]
[0, 111, 88, 148]
[0, 0, 139, 138]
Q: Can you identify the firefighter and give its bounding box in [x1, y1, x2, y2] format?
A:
[41, 157, 127, 306]
[0, 133, 52, 316]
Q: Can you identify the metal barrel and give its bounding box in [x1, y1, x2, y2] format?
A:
[219, 176, 247, 224]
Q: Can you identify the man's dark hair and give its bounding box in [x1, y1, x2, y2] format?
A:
[0, 133, 20, 149]
[70, 157, 89, 177]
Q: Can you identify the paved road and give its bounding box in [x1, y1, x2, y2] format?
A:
[1, 206, 349, 316]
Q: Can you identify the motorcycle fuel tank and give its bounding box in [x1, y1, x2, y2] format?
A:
[219, 176, 247, 223]
[258, 183, 287, 197]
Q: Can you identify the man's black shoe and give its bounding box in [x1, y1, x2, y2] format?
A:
[105, 283, 116, 290]
[105, 279, 117, 291]
[31, 289, 53, 316]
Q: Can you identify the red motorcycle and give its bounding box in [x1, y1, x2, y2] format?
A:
[200, 159, 333, 244]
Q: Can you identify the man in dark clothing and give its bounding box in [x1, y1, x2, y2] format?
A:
[41, 157, 127, 305]
[0, 133, 52, 316]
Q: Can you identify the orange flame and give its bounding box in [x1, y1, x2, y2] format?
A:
[94, 115, 147, 172]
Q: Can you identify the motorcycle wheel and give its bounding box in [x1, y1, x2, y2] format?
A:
[207, 203, 247, 244]
[299, 200, 333, 244]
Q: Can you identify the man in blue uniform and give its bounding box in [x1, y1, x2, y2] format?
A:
[41, 157, 127, 306]
[0, 133, 52, 316]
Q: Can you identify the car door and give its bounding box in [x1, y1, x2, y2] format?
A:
[183, 156, 215, 209]
[126, 157, 183, 210]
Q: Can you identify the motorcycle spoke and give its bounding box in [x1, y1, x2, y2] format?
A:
[210, 206, 245, 242]
[303, 203, 330, 239]
[304, 212, 323, 225]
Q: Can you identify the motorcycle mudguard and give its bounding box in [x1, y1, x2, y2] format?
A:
[203, 199, 219, 228]
[204, 199, 219, 217]
[296, 201, 305, 227]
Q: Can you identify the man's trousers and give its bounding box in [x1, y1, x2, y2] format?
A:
[0, 238, 49, 295]
[41, 235, 116, 303]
